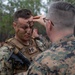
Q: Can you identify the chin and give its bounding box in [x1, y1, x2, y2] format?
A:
[22, 36, 31, 41]
[24, 38, 30, 41]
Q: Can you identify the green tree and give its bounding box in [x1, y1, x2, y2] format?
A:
[0, 0, 75, 41]
[0, 0, 47, 41]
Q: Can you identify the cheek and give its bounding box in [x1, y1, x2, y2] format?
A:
[16, 28, 20, 34]
[17, 28, 24, 33]
[16, 28, 19, 33]
[17, 29, 24, 36]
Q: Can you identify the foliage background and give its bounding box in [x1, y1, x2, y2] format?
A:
[0, 0, 75, 41]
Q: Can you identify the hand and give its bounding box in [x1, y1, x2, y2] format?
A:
[33, 15, 46, 27]
[32, 29, 39, 38]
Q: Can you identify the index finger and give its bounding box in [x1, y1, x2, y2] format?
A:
[33, 16, 40, 19]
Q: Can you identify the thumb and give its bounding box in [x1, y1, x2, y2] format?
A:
[33, 16, 40, 19]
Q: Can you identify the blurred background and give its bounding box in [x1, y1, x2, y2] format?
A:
[0, 0, 75, 42]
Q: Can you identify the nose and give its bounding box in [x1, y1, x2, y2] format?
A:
[25, 28, 32, 34]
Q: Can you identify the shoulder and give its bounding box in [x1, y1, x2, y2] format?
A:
[27, 49, 64, 75]
[27, 41, 75, 75]
[0, 39, 13, 61]
[0, 46, 11, 59]
[33, 37, 50, 51]
[27, 49, 60, 75]
[5, 38, 14, 43]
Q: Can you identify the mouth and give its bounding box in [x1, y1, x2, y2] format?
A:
[24, 34, 31, 38]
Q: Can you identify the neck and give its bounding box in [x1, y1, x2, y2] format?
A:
[14, 36, 30, 45]
[50, 29, 73, 43]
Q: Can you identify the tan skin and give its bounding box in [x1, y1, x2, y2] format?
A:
[13, 16, 34, 45]
[33, 15, 73, 43]
[32, 28, 39, 38]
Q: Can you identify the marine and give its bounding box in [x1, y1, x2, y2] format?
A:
[27, 1, 75, 75]
[0, 9, 49, 75]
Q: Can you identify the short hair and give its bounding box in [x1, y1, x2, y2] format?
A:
[46, 1, 75, 30]
[13, 9, 32, 21]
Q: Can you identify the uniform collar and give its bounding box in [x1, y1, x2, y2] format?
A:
[50, 34, 75, 49]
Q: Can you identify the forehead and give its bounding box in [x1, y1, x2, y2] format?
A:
[17, 16, 33, 24]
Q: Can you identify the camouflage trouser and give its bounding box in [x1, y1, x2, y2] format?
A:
[15, 72, 27, 75]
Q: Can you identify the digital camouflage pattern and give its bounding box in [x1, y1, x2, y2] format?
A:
[0, 46, 13, 75]
[27, 34, 75, 75]
[35, 36, 51, 51]
[0, 37, 49, 75]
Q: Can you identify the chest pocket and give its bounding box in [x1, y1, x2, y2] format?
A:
[6, 38, 41, 61]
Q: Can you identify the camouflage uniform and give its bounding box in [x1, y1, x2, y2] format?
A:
[0, 46, 13, 75]
[0, 37, 49, 75]
[27, 34, 75, 75]
[34, 35, 51, 51]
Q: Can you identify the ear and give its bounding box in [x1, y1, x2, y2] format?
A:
[13, 22, 17, 29]
[45, 20, 53, 38]
[50, 21, 53, 30]
[46, 20, 52, 31]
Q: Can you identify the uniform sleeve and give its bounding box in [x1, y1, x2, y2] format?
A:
[27, 60, 61, 75]
[27, 61, 57, 75]
[27, 50, 66, 75]
[0, 46, 13, 75]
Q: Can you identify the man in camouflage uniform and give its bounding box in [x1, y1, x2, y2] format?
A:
[27, 1, 75, 75]
[0, 9, 48, 75]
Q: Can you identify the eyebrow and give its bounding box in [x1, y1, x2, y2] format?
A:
[26, 21, 33, 26]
